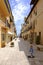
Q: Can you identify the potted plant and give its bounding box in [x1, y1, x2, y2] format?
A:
[36, 35, 40, 45]
[10, 42, 14, 47]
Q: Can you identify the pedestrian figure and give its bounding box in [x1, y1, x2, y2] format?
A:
[29, 45, 34, 57]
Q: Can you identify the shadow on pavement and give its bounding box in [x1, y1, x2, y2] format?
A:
[18, 38, 36, 65]
[18, 38, 30, 56]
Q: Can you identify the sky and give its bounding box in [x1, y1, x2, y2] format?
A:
[9, 0, 31, 35]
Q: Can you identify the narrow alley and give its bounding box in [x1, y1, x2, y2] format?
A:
[0, 38, 43, 65]
[0, 0, 43, 65]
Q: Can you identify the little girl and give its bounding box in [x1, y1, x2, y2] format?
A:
[29, 45, 34, 57]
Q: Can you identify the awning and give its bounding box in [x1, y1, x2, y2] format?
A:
[8, 31, 14, 35]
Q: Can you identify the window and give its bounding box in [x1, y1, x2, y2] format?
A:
[39, 32, 41, 39]
[30, 14, 32, 18]
[34, 7, 37, 15]
[35, 19, 37, 25]
[2, 34, 5, 41]
[33, 20, 35, 29]
[6, 20, 10, 28]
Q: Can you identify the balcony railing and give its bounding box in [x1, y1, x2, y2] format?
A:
[4, 0, 11, 13]
[29, 25, 32, 29]
[30, 0, 38, 5]
[10, 17, 14, 22]
[5, 20, 10, 28]
[24, 25, 32, 33]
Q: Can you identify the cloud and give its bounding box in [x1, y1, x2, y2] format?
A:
[15, 0, 20, 2]
[12, 2, 30, 35]
[15, 23, 22, 35]
[15, 0, 31, 4]
[12, 3, 30, 22]
[9, 0, 31, 35]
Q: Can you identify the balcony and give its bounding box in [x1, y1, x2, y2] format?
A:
[5, 20, 10, 28]
[25, 20, 29, 24]
[30, 0, 35, 5]
[30, 0, 38, 5]
[27, 25, 32, 31]
[24, 17, 29, 24]
[21, 24, 32, 33]
[10, 17, 13, 22]
[14, 28, 16, 33]
[24, 25, 32, 33]
[10, 17, 14, 23]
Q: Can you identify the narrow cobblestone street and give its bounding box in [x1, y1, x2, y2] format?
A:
[0, 38, 43, 65]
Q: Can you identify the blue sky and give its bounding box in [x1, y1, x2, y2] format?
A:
[9, 0, 31, 35]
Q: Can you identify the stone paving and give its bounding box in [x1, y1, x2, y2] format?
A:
[0, 38, 43, 65]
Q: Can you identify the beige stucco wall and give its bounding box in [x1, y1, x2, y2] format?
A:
[27, 0, 43, 44]
[0, 27, 1, 47]
[21, 0, 43, 43]
[35, 0, 43, 44]
[0, 13, 5, 47]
